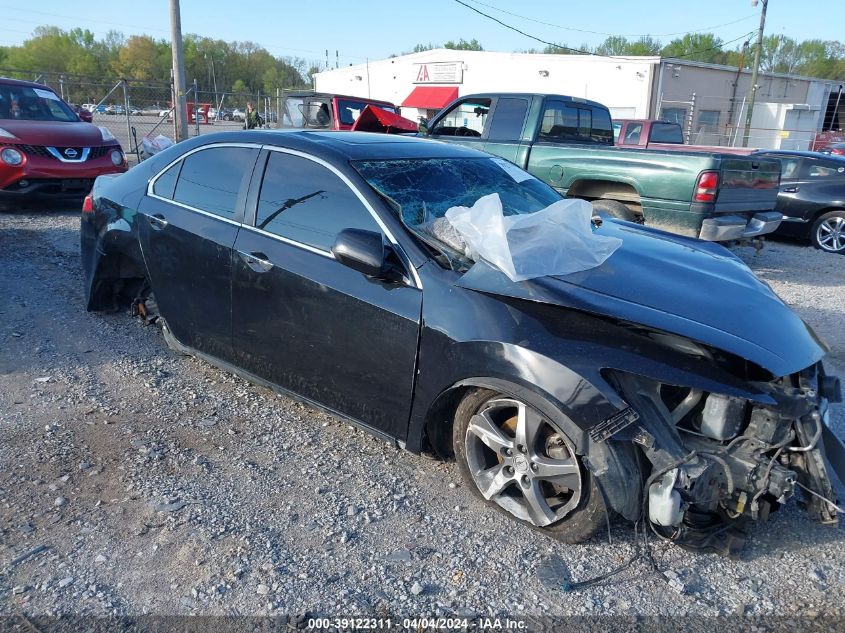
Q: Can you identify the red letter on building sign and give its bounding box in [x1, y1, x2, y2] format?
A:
[416, 65, 429, 82]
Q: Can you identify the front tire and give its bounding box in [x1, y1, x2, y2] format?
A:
[810, 210, 845, 254]
[453, 389, 605, 543]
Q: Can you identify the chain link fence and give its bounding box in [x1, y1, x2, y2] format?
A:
[1, 68, 295, 163]
[656, 92, 822, 151]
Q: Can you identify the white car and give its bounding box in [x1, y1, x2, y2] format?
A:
[231, 108, 245, 122]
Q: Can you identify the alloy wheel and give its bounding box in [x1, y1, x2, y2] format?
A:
[464, 397, 582, 527]
[816, 215, 845, 253]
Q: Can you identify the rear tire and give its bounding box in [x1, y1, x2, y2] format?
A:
[591, 199, 640, 223]
[810, 210, 845, 254]
[453, 388, 605, 543]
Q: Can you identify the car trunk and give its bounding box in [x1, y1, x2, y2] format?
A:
[714, 155, 781, 214]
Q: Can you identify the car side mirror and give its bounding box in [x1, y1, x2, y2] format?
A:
[418, 118, 429, 135]
[332, 229, 390, 278]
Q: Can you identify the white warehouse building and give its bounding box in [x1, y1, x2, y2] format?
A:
[314, 49, 845, 150]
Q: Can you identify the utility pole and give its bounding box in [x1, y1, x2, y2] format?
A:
[742, 0, 768, 147]
[169, 0, 189, 142]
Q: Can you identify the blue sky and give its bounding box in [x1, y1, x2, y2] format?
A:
[0, 0, 841, 67]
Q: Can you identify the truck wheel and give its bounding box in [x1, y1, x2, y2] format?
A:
[453, 388, 605, 543]
[591, 200, 640, 223]
[810, 210, 845, 254]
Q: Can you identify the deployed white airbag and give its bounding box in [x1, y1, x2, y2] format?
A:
[442, 193, 622, 281]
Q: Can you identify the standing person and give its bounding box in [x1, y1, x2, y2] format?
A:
[245, 102, 262, 130]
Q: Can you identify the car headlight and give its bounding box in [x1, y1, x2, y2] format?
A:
[0, 147, 24, 166]
[98, 126, 116, 142]
[0, 127, 18, 140]
[110, 149, 124, 166]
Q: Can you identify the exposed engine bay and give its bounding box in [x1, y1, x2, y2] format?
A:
[606, 366, 843, 556]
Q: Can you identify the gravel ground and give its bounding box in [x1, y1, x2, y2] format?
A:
[0, 208, 843, 623]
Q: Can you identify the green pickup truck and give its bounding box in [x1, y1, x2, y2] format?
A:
[419, 93, 782, 241]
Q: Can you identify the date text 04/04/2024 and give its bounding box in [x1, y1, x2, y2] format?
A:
[306, 617, 528, 630]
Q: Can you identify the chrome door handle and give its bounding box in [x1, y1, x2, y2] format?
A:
[148, 213, 168, 229]
[783, 186, 799, 193]
[237, 250, 274, 272]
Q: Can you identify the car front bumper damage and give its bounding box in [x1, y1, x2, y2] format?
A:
[603, 366, 843, 556]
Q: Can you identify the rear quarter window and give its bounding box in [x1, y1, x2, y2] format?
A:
[152, 161, 181, 199]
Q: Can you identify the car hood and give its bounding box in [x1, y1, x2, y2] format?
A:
[0, 119, 109, 146]
[455, 220, 826, 378]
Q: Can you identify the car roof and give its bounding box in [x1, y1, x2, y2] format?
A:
[460, 92, 609, 110]
[0, 76, 56, 91]
[181, 130, 486, 162]
[755, 149, 845, 162]
[283, 91, 395, 106]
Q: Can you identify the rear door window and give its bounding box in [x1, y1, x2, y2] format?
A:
[171, 146, 258, 219]
[539, 101, 612, 144]
[650, 123, 684, 143]
[256, 151, 382, 252]
[487, 98, 529, 141]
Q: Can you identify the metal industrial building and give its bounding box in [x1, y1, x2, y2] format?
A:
[314, 49, 845, 150]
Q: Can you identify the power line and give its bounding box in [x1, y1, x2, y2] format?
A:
[454, 0, 754, 61]
[461, 0, 757, 39]
[0, 5, 170, 34]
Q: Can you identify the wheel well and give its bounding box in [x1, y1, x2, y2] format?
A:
[87, 251, 148, 312]
[567, 180, 642, 210]
[811, 207, 845, 221]
[422, 385, 473, 459]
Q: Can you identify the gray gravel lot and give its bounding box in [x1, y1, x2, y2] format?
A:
[0, 208, 843, 622]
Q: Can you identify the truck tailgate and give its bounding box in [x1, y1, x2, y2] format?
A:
[715, 156, 780, 212]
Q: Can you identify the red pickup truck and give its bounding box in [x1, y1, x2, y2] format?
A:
[614, 119, 755, 155]
[280, 91, 415, 132]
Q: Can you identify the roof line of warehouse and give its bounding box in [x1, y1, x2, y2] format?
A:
[316, 48, 843, 87]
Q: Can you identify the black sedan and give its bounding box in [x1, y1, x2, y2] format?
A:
[755, 150, 845, 254]
[81, 131, 843, 554]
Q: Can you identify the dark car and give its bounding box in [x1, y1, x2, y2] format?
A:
[0, 77, 127, 201]
[81, 131, 843, 555]
[69, 103, 94, 123]
[755, 150, 845, 254]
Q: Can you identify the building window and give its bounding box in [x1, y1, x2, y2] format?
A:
[662, 108, 686, 126]
[697, 110, 720, 133]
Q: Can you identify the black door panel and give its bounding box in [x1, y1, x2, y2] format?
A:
[138, 145, 259, 362]
[231, 227, 421, 439]
[137, 198, 240, 361]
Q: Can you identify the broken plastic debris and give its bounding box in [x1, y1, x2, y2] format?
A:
[443, 193, 622, 282]
[141, 134, 174, 159]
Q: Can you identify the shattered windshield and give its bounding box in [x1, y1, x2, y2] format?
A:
[353, 157, 564, 270]
[353, 157, 560, 225]
[0, 84, 78, 122]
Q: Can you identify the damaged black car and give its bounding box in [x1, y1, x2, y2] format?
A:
[80, 131, 844, 555]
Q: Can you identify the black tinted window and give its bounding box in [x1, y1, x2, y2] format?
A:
[539, 102, 611, 144]
[487, 98, 529, 140]
[153, 161, 181, 199]
[591, 108, 613, 144]
[257, 152, 381, 251]
[651, 123, 684, 143]
[173, 147, 258, 218]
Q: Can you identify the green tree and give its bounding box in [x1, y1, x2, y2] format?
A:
[661, 33, 727, 64]
[112, 35, 165, 80]
[595, 36, 629, 56]
[760, 35, 801, 74]
[444, 38, 483, 51]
